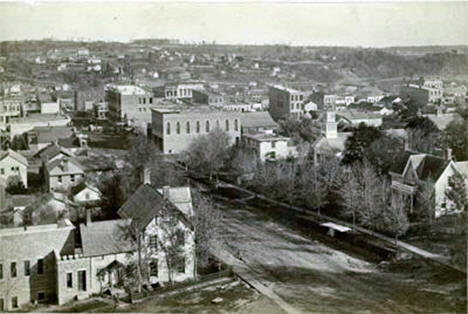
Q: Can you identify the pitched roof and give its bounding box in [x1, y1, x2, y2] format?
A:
[0, 149, 28, 166]
[33, 126, 74, 144]
[34, 143, 74, 161]
[313, 133, 351, 153]
[423, 113, 462, 130]
[118, 184, 192, 231]
[416, 155, 450, 181]
[240, 111, 278, 129]
[156, 187, 193, 217]
[47, 156, 87, 173]
[79, 219, 134, 257]
[117, 184, 165, 231]
[70, 181, 100, 196]
[389, 151, 413, 175]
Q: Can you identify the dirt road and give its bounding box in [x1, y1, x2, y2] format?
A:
[217, 202, 466, 313]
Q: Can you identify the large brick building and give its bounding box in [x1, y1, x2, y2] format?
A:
[151, 104, 241, 154]
[105, 84, 154, 130]
[268, 85, 305, 120]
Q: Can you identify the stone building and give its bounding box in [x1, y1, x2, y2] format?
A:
[151, 104, 241, 154]
[105, 84, 154, 130]
[268, 85, 305, 120]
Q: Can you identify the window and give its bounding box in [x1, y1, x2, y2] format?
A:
[11, 167, 14, 171]
[196, 121, 200, 133]
[11, 262, 16, 278]
[37, 259, 44, 275]
[216, 120, 220, 129]
[225, 120, 229, 131]
[234, 119, 239, 131]
[58, 176, 62, 183]
[0, 264, 3, 279]
[143, 98, 146, 104]
[176, 122, 180, 134]
[176, 232, 184, 248]
[149, 235, 158, 250]
[11, 297, 18, 309]
[24, 261, 30, 277]
[0, 298, 4, 311]
[85, 192, 90, 200]
[177, 258, 185, 273]
[271, 141, 276, 148]
[149, 97, 153, 104]
[66, 273, 73, 288]
[70, 174, 75, 182]
[300, 95, 303, 101]
[150, 260, 158, 276]
[166, 122, 171, 135]
[37, 292, 45, 302]
[186, 121, 190, 134]
[205, 120, 210, 133]
[0, 168, 3, 175]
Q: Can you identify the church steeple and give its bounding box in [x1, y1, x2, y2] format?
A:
[322, 105, 337, 139]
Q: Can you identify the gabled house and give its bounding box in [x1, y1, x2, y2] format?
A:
[389, 152, 466, 218]
[118, 180, 196, 285]
[0, 149, 28, 188]
[45, 156, 86, 192]
[70, 181, 101, 206]
[34, 143, 74, 165]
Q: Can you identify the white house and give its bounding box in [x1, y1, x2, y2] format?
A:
[45, 156, 87, 192]
[389, 152, 466, 218]
[118, 174, 196, 285]
[243, 133, 297, 162]
[70, 182, 101, 205]
[0, 149, 28, 188]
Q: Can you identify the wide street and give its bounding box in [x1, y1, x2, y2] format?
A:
[216, 201, 466, 313]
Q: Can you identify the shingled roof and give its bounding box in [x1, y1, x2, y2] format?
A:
[240, 111, 278, 129]
[79, 219, 134, 257]
[118, 184, 192, 232]
[0, 149, 28, 166]
[416, 155, 450, 181]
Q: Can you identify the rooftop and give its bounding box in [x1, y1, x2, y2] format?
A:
[240, 111, 278, 129]
[108, 84, 149, 95]
[423, 113, 462, 130]
[151, 100, 241, 114]
[269, 84, 302, 94]
[244, 132, 290, 142]
[79, 219, 133, 257]
[337, 110, 382, 121]
[0, 218, 74, 236]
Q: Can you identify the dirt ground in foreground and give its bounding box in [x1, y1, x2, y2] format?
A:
[217, 202, 467, 314]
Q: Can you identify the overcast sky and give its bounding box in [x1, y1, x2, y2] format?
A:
[0, 1, 467, 47]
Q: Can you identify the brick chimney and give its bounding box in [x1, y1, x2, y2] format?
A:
[446, 148, 453, 161]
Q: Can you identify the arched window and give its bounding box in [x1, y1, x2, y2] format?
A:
[205, 120, 210, 133]
[234, 119, 239, 131]
[196, 121, 200, 133]
[186, 121, 190, 134]
[176, 122, 180, 134]
[216, 120, 220, 129]
[225, 119, 229, 131]
[166, 122, 171, 135]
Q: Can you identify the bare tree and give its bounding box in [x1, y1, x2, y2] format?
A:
[158, 199, 188, 285]
[183, 129, 231, 180]
[417, 178, 435, 230]
[192, 191, 223, 276]
[385, 193, 410, 247]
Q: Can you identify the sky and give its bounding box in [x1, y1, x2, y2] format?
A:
[0, 1, 467, 47]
